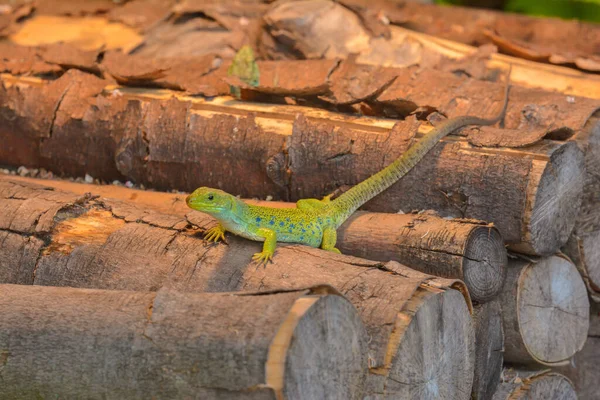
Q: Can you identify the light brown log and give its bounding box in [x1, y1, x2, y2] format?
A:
[471, 299, 504, 400]
[500, 256, 589, 366]
[0, 177, 476, 400]
[0, 71, 588, 257]
[8, 176, 508, 303]
[0, 283, 368, 399]
[492, 369, 577, 400]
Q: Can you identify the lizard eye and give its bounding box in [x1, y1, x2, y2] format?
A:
[208, 194, 214, 201]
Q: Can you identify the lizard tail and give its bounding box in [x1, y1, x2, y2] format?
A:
[329, 66, 512, 228]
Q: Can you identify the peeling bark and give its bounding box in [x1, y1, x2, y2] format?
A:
[0, 177, 475, 400]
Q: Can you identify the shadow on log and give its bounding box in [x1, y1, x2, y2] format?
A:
[500, 256, 589, 366]
[471, 299, 504, 400]
[0, 177, 475, 400]
[555, 301, 600, 399]
[0, 283, 368, 399]
[492, 369, 576, 400]
[8, 176, 508, 303]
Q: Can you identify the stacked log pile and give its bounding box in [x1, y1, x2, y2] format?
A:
[0, 0, 599, 398]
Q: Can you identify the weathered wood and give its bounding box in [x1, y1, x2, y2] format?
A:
[0, 283, 369, 399]
[500, 256, 589, 366]
[363, 0, 600, 73]
[8, 175, 508, 303]
[263, 0, 600, 99]
[471, 299, 504, 400]
[492, 369, 577, 400]
[564, 114, 600, 301]
[0, 177, 476, 400]
[0, 73, 587, 257]
[556, 302, 600, 399]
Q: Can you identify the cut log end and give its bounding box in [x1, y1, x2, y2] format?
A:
[503, 256, 590, 366]
[463, 226, 507, 303]
[527, 141, 585, 256]
[493, 371, 577, 400]
[384, 288, 475, 399]
[280, 294, 369, 400]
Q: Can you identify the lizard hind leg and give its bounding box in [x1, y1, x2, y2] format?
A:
[295, 193, 333, 211]
[321, 226, 342, 254]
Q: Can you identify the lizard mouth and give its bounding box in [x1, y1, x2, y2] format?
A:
[186, 196, 225, 213]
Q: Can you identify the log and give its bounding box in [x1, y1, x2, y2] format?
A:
[492, 369, 576, 400]
[8, 176, 508, 303]
[0, 283, 369, 399]
[500, 256, 589, 366]
[563, 115, 600, 301]
[0, 177, 476, 400]
[471, 299, 504, 400]
[555, 302, 600, 398]
[0, 72, 588, 257]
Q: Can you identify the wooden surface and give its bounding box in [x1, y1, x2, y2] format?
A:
[500, 256, 589, 366]
[0, 71, 587, 257]
[0, 284, 369, 399]
[492, 369, 577, 400]
[1, 2, 600, 97]
[564, 115, 600, 301]
[8, 175, 508, 303]
[0, 177, 475, 399]
[471, 299, 504, 400]
[556, 301, 600, 399]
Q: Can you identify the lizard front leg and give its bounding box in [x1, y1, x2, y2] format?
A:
[321, 226, 342, 254]
[204, 223, 226, 242]
[252, 227, 277, 264]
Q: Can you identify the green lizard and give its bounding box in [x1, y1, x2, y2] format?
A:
[187, 71, 511, 263]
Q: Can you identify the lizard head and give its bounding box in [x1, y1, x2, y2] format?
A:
[186, 187, 236, 216]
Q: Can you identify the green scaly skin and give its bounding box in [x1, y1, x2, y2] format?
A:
[187, 72, 511, 264]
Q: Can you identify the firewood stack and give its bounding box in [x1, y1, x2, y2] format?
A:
[0, 0, 598, 399]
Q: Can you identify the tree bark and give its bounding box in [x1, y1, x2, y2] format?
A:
[492, 369, 576, 400]
[0, 283, 369, 399]
[8, 176, 508, 303]
[471, 299, 504, 400]
[0, 73, 587, 257]
[0, 177, 476, 400]
[564, 115, 600, 301]
[500, 256, 589, 366]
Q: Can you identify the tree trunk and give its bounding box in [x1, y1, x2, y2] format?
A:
[492, 369, 576, 400]
[0, 71, 587, 257]
[0, 177, 476, 400]
[471, 299, 504, 400]
[0, 283, 369, 399]
[8, 176, 508, 303]
[500, 256, 589, 366]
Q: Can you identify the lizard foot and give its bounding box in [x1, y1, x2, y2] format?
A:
[204, 225, 226, 242]
[252, 250, 274, 265]
[327, 247, 342, 254]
